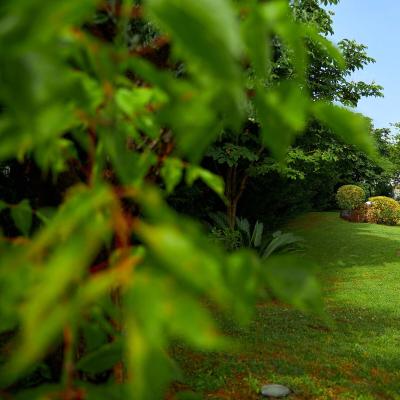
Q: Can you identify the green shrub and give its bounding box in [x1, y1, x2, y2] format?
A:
[366, 196, 400, 225]
[336, 185, 366, 210]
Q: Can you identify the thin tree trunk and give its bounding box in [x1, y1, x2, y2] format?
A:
[224, 146, 264, 229]
[225, 166, 233, 228]
[227, 197, 238, 229]
[226, 165, 248, 230]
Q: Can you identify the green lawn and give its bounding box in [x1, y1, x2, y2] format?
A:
[173, 212, 400, 400]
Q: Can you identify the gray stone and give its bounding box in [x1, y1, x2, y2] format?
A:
[261, 384, 291, 398]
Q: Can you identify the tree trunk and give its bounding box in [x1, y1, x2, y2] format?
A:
[224, 146, 263, 230]
[225, 165, 248, 230]
[225, 166, 237, 229]
[227, 198, 238, 230]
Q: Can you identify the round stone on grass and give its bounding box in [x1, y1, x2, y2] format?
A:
[261, 384, 291, 398]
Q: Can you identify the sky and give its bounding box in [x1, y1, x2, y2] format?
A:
[328, 0, 400, 128]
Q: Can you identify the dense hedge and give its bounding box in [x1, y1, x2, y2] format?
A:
[336, 185, 366, 211]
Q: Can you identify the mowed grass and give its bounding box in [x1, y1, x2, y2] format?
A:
[172, 212, 400, 400]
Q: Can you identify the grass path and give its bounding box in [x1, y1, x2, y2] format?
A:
[174, 212, 400, 400]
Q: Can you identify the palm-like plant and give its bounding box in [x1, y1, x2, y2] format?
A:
[261, 230, 303, 259]
[209, 212, 303, 257]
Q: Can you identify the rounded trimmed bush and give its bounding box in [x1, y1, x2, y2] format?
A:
[336, 185, 366, 211]
[366, 196, 400, 226]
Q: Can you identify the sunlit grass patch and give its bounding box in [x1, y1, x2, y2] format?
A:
[172, 212, 400, 399]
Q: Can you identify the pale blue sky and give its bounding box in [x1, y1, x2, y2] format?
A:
[329, 0, 400, 128]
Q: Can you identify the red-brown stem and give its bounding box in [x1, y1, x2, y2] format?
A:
[61, 325, 76, 400]
[86, 128, 97, 186]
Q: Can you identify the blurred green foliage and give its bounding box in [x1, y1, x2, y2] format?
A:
[0, 0, 377, 398]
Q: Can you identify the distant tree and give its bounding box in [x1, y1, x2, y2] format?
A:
[205, 0, 383, 227]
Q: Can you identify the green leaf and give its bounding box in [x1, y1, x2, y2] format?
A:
[236, 217, 251, 243]
[137, 221, 226, 298]
[263, 255, 324, 315]
[144, 0, 245, 134]
[99, 126, 157, 186]
[123, 55, 231, 163]
[260, 1, 306, 79]
[303, 25, 345, 69]
[125, 279, 178, 400]
[36, 207, 56, 224]
[242, 4, 271, 81]
[11, 199, 32, 236]
[116, 87, 166, 117]
[75, 71, 104, 113]
[261, 232, 303, 259]
[0, 187, 114, 387]
[76, 340, 122, 374]
[251, 221, 264, 248]
[134, 187, 259, 322]
[186, 165, 225, 200]
[255, 81, 309, 159]
[126, 327, 177, 400]
[124, 271, 227, 400]
[0, 200, 8, 213]
[129, 272, 226, 349]
[313, 102, 376, 156]
[145, 0, 242, 82]
[224, 250, 260, 322]
[81, 317, 110, 353]
[161, 158, 183, 194]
